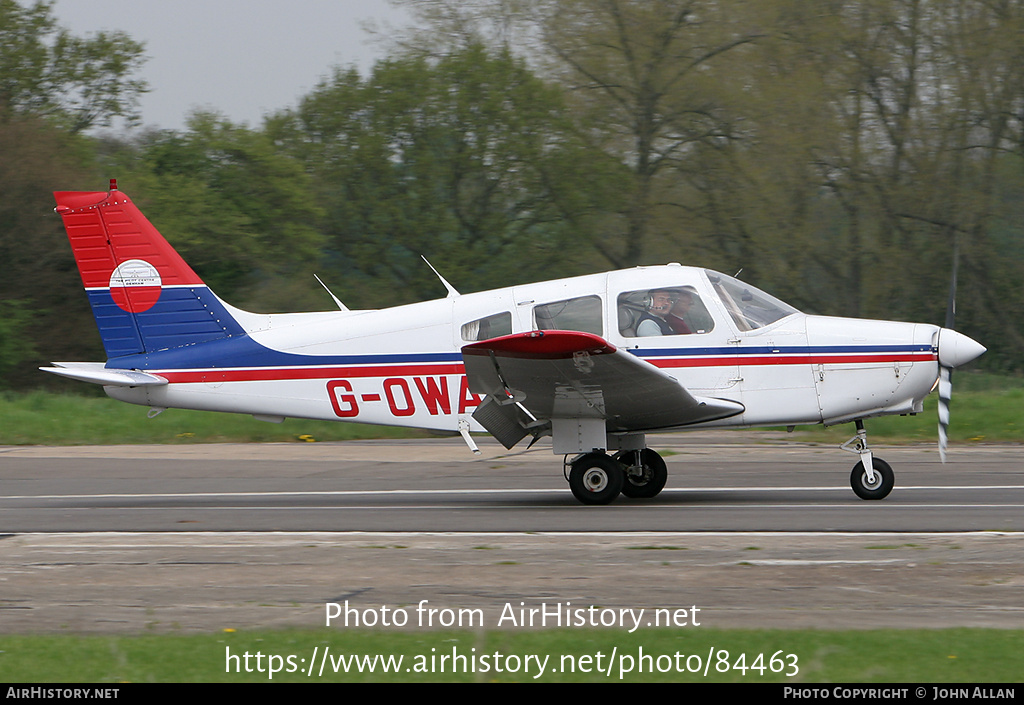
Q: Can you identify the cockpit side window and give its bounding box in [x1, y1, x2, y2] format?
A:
[461, 312, 513, 341]
[534, 295, 602, 336]
[617, 287, 714, 337]
[705, 270, 798, 331]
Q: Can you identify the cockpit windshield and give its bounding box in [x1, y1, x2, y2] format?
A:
[705, 270, 799, 331]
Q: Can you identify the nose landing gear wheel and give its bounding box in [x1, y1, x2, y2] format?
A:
[615, 449, 668, 499]
[850, 457, 894, 500]
[568, 454, 624, 505]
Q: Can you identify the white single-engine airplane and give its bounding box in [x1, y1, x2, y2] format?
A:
[44, 182, 986, 505]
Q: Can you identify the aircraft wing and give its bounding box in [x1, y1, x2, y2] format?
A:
[461, 331, 744, 448]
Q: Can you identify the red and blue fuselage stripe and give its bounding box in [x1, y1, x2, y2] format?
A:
[104, 334, 936, 384]
[632, 345, 936, 368]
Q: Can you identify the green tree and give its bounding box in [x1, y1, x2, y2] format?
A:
[533, 0, 765, 268]
[0, 114, 102, 388]
[0, 300, 36, 387]
[745, 0, 1024, 366]
[120, 112, 326, 309]
[268, 45, 609, 306]
[0, 0, 147, 132]
[386, 0, 1024, 369]
[386, 0, 766, 269]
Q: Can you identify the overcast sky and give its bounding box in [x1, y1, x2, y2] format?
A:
[50, 0, 410, 132]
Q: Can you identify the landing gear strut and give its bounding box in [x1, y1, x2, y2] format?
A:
[566, 448, 668, 505]
[841, 420, 895, 500]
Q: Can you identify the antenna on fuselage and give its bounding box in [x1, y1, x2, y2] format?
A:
[421, 255, 460, 298]
[314, 274, 349, 311]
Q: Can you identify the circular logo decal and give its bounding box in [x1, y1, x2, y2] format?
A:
[109, 259, 162, 313]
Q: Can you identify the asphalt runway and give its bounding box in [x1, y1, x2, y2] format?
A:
[1, 434, 1023, 633]
[1, 434, 1022, 532]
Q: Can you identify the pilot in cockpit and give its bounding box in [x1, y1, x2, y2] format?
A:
[619, 285, 709, 337]
[636, 289, 681, 336]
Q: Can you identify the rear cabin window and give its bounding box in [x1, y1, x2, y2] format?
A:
[461, 312, 513, 341]
[533, 295, 603, 336]
[617, 287, 714, 337]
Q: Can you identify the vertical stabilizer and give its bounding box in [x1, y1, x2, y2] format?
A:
[54, 183, 244, 359]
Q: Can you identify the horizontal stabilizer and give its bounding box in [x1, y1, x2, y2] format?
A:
[40, 362, 168, 387]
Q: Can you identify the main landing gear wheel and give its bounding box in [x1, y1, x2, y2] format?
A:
[568, 453, 624, 505]
[850, 457, 894, 500]
[615, 449, 668, 499]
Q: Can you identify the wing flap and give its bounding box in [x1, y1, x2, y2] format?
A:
[462, 331, 743, 436]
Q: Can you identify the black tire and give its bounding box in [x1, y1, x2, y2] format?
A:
[616, 449, 668, 499]
[569, 454, 624, 505]
[850, 457, 894, 500]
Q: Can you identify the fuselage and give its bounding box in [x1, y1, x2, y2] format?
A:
[104, 264, 943, 438]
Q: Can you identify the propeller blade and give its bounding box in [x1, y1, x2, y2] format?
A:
[944, 244, 959, 330]
[939, 243, 958, 463]
[935, 244, 986, 463]
[938, 365, 951, 463]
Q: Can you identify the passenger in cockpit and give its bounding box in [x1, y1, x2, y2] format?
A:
[666, 290, 695, 335]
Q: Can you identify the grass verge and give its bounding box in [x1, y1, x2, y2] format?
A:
[785, 376, 1023, 444]
[2, 371, 1021, 446]
[0, 628, 1021, 682]
[0, 390, 426, 445]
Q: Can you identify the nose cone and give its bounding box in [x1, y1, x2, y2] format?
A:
[938, 328, 986, 368]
